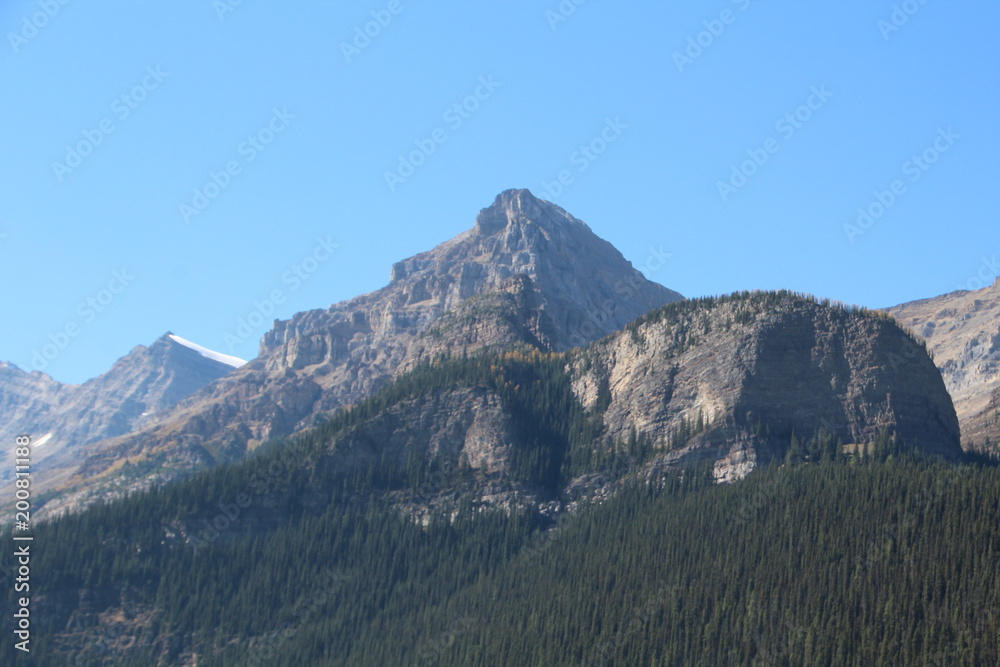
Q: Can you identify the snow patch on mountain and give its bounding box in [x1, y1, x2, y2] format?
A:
[168, 334, 247, 368]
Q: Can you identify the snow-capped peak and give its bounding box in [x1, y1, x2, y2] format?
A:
[168, 334, 247, 368]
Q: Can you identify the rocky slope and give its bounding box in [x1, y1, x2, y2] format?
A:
[209, 291, 961, 528]
[573, 292, 962, 483]
[0, 334, 243, 484]
[32, 189, 684, 518]
[888, 278, 1000, 450]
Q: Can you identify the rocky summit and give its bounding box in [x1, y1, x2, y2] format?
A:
[30, 189, 683, 517]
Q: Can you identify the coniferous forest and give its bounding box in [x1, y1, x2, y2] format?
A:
[0, 350, 998, 665]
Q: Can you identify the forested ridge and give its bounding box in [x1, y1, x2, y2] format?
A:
[4, 455, 999, 665]
[0, 332, 996, 665]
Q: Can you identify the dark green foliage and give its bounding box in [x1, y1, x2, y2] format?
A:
[429, 460, 1000, 667]
[621, 289, 924, 357]
[784, 426, 845, 465]
[4, 458, 999, 666]
[270, 349, 653, 494]
[2, 343, 995, 665]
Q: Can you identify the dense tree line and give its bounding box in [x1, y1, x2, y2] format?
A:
[4, 455, 998, 665]
[1, 345, 997, 665]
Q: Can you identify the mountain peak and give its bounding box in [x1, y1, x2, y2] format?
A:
[378, 190, 681, 345]
[473, 188, 584, 236]
[44, 192, 683, 514]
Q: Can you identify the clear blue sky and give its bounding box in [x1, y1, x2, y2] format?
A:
[2, 1, 998, 384]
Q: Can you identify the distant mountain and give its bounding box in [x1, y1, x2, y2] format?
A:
[32, 189, 683, 518]
[889, 278, 1000, 450]
[0, 333, 244, 484]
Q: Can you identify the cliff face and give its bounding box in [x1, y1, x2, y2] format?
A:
[254, 188, 680, 416]
[571, 293, 962, 483]
[888, 278, 1000, 450]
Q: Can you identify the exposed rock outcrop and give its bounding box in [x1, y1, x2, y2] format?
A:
[31, 189, 683, 517]
[571, 293, 962, 482]
[237, 292, 962, 524]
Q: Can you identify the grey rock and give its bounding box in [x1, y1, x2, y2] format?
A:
[888, 277, 1000, 450]
[572, 293, 962, 483]
[32, 189, 683, 517]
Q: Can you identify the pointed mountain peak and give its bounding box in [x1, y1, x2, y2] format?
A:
[474, 188, 585, 236]
[151, 331, 176, 346]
